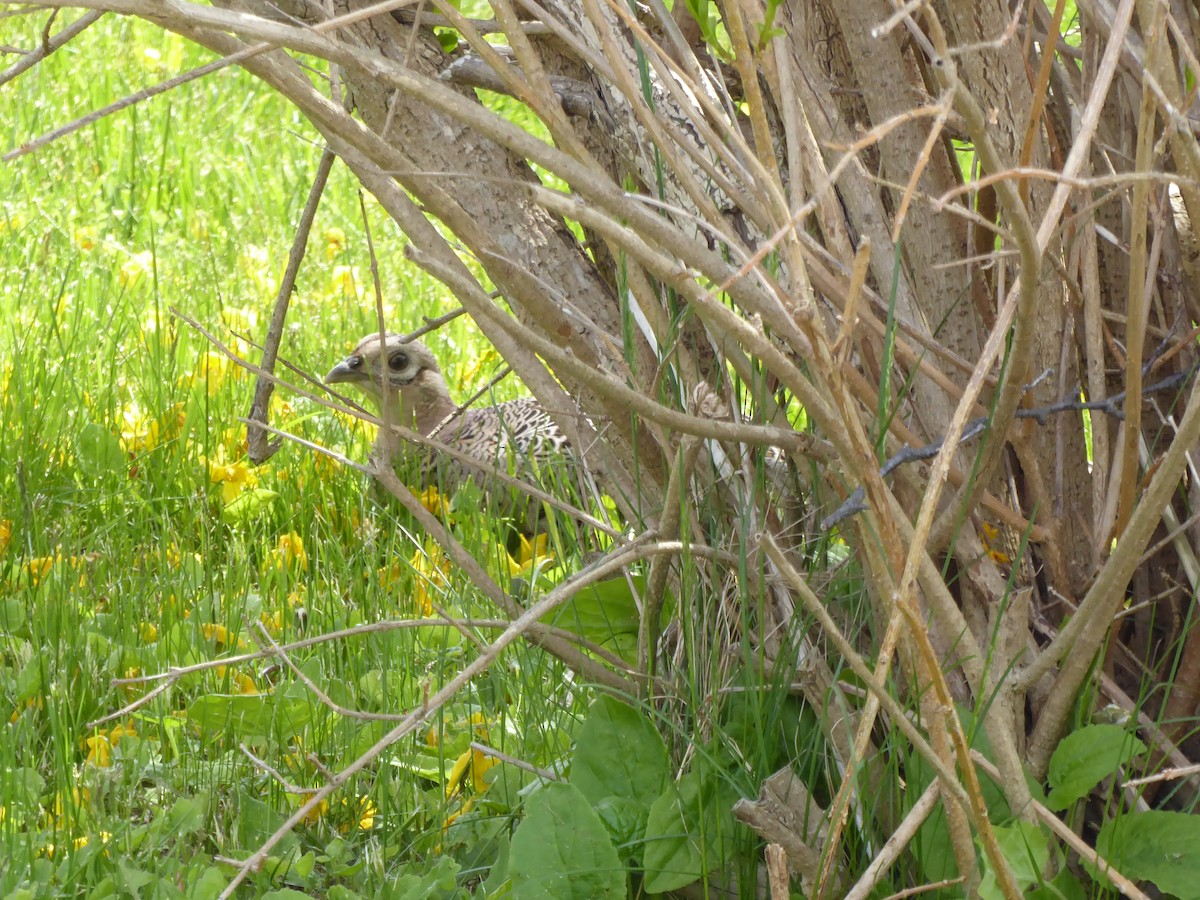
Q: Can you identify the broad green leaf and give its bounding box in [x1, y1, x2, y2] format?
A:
[1027, 867, 1088, 900]
[75, 422, 126, 478]
[221, 488, 278, 524]
[642, 766, 738, 894]
[14, 655, 45, 704]
[509, 782, 624, 899]
[162, 796, 207, 837]
[434, 28, 460, 53]
[978, 821, 1050, 899]
[482, 833, 512, 896]
[187, 693, 311, 741]
[261, 852, 315, 885]
[571, 697, 670, 815]
[1, 766, 45, 809]
[187, 865, 228, 900]
[542, 575, 650, 654]
[187, 693, 273, 739]
[0, 598, 27, 630]
[115, 864, 158, 893]
[593, 796, 649, 849]
[1096, 810, 1200, 899]
[1046, 724, 1145, 810]
[385, 855, 460, 899]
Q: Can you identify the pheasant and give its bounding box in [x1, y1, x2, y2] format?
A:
[324, 332, 573, 522]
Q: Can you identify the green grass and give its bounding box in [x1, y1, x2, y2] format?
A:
[0, 16, 594, 896]
[0, 13, 847, 898]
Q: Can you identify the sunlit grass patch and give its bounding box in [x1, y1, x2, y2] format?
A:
[0, 15, 591, 895]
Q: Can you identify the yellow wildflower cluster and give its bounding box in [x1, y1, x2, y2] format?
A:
[438, 713, 499, 832]
[240, 247, 278, 300]
[39, 786, 100, 856]
[409, 540, 452, 616]
[208, 452, 259, 505]
[118, 250, 154, 288]
[24, 548, 91, 588]
[214, 664, 260, 695]
[269, 532, 308, 572]
[202, 624, 251, 655]
[508, 533, 553, 578]
[192, 350, 243, 397]
[979, 521, 1013, 566]
[417, 485, 450, 519]
[72, 226, 97, 251]
[291, 793, 376, 832]
[456, 347, 500, 393]
[84, 721, 137, 768]
[118, 401, 185, 455]
[323, 227, 347, 259]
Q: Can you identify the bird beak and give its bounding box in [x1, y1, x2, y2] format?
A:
[324, 357, 363, 385]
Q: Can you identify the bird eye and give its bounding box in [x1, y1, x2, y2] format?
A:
[388, 352, 408, 372]
[348, 356, 362, 369]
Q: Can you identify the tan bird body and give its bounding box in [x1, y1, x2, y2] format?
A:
[325, 333, 572, 510]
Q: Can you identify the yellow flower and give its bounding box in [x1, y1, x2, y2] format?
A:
[0, 519, 11, 555]
[298, 797, 329, 827]
[239, 248, 277, 299]
[192, 350, 242, 396]
[329, 265, 359, 298]
[446, 713, 497, 798]
[109, 722, 135, 743]
[9, 696, 42, 723]
[0, 209, 27, 232]
[311, 446, 337, 480]
[508, 532, 553, 577]
[417, 486, 450, 519]
[979, 522, 1013, 566]
[446, 746, 497, 798]
[338, 795, 376, 833]
[323, 227, 347, 259]
[260, 610, 283, 636]
[85, 735, 112, 768]
[138, 623, 158, 643]
[457, 348, 500, 393]
[233, 673, 259, 695]
[27, 552, 60, 586]
[60, 787, 90, 817]
[270, 532, 308, 571]
[121, 667, 143, 700]
[410, 540, 451, 615]
[72, 833, 110, 853]
[209, 458, 258, 505]
[189, 214, 210, 242]
[202, 624, 233, 648]
[72, 226, 98, 251]
[118, 250, 154, 288]
[119, 401, 183, 454]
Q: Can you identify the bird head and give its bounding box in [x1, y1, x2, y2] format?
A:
[324, 333, 441, 403]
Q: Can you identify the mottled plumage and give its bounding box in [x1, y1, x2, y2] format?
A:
[325, 333, 572, 506]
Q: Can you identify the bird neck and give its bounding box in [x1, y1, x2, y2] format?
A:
[373, 384, 410, 435]
[410, 370, 458, 437]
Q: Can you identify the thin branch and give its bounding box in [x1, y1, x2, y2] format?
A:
[246, 145, 337, 464]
